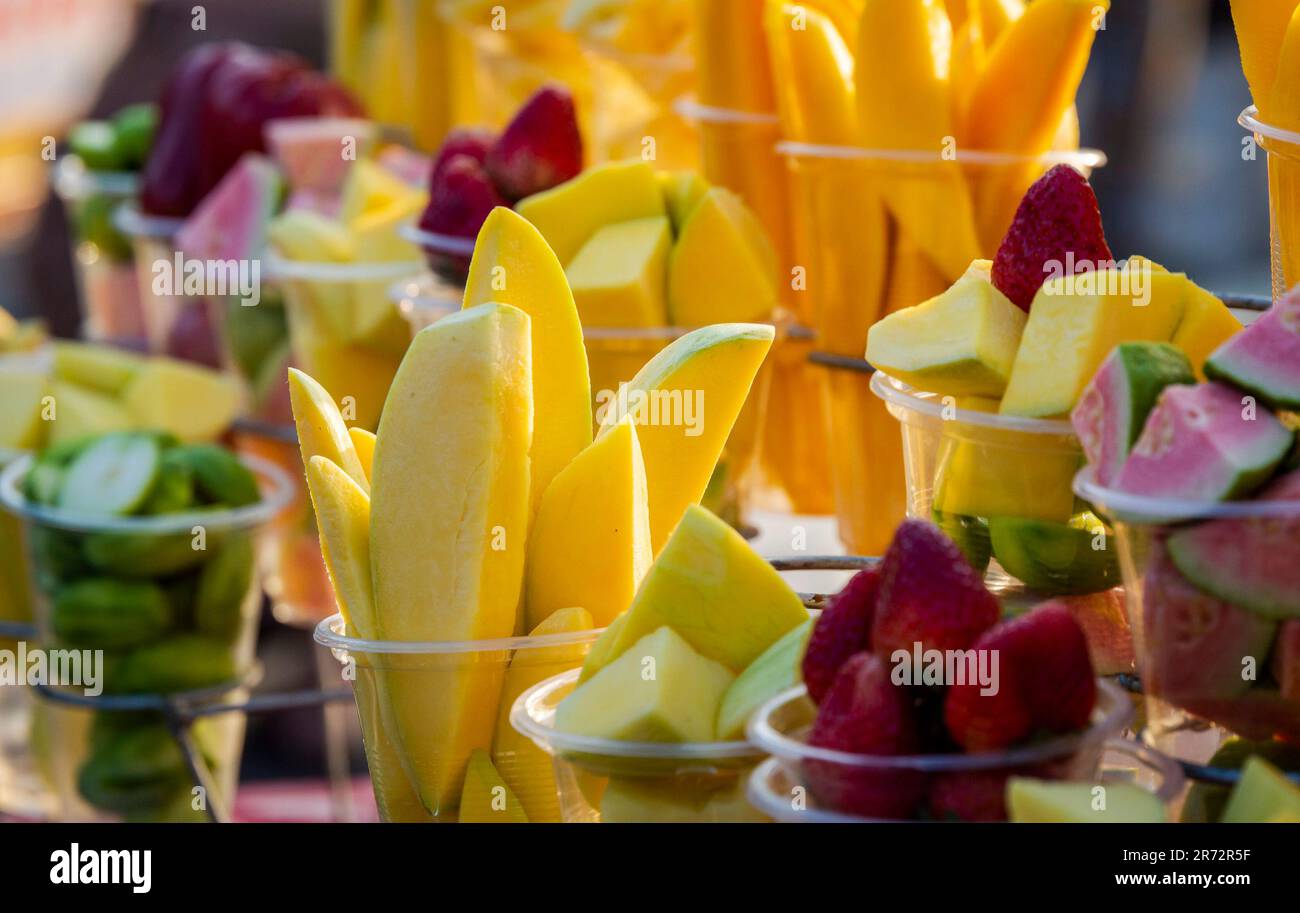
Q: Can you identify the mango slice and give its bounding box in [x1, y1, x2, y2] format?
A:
[46, 380, 130, 446]
[600, 776, 764, 823]
[526, 418, 652, 629]
[492, 606, 595, 823]
[1230, 0, 1300, 117]
[121, 359, 241, 443]
[1008, 778, 1166, 823]
[693, 0, 779, 113]
[1222, 756, 1300, 823]
[567, 216, 671, 329]
[658, 170, 711, 233]
[668, 188, 778, 326]
[464, 207, 593, 513]
[349, 666, 431, 823]
[515, 160, 666, 266]
[458, 749, 530, 823]
[369, 303, 532, 813]
[304, 455, 375, 638]
[582, 504, 809, 676]
[340, 159, 420, 226]
[347, 426, 376, 482]
[1170, 283, 1242, 379]
[51, 341, 143, 395]
[288, 367, 368, 492]
[557, 626, 735, 742]
[0, 370, 47, 449]
[763, 2, 859, 145]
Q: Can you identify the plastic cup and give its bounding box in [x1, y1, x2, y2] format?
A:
[510, 668, 768, 823]
[745, 679, 1132, 822]
[0, 451, 293, 821]
[747, 736, 1181, 824]
[1075, 466, 1300, 760]
[1239, 106, 1300, 301]
[314, 614, 603, 822]
[52, 155, 146, 345]
[267, 251, 423, 432]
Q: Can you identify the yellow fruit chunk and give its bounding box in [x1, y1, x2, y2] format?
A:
[46, 381, 129, 446]
[458, 750, 530, 823]
[1007, 778, 1166, 823]
[583, 505, 809, 677]
[492, 606, 594, 823]
[305, 455, 375, 638]
[350, 670, 430, 822]
[693, 0, 778, 112]
[1170, 283, 1243, 378]
[1000, 265, 1189, 418]
[567, 216, 671, 329]
[121, 359, 241, 443]
[464, 208, 593, 513]
[526, 418, 651, 629]
[340, 159, 420, 225]
[1222, 757, 1300, 823]
[658, 170, 710, 233]
[980, 0, 1024, 41]
[287, 367, 368, 492]
[348, 427, 376, 482]
[51, 342, 143, 394]
[369, 303, 532, 813]
[578, 611, 628, 684]
[600, 776, 764, 823]
[597, 323, 774, 552]
[668, 188, 778, 326]
[557, 626, 736, 742]
[1231, 0, 1300, 116]
[268, 210, 354, 262]
[515, 160, 666, 265]
[763, 2, 858, 145]
[0, 370, 47, 449]
[351, 193, 426, 263]
[866, 274, 1026, 397]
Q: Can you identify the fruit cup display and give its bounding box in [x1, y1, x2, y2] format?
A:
[0, 433, 293, 821]
[1071, 287, 1300, 757]
[54, 104, 157, 344]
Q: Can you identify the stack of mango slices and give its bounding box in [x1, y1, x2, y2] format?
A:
[289, 206, 777, 821]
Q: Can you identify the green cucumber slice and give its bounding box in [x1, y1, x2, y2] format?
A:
[171, 444, 259, 507]
[57, 433, 161, 516]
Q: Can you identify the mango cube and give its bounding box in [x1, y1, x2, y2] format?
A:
[657, 170, 710, 233]
[1007, 778, 1167, 823]
[340, 159, 419, 225]
[567, 216, 672, 329]
[668, 188, 777, 327]
[122, 359, 242, 442]
[51, 341, 143, 394]
[0, 370, 47, 449]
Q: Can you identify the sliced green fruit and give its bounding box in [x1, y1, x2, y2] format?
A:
[194, 534, 254, 640]
[68, 120, 126, 171]
[57, 433, 161, 516]
[170, 444, 259, 507]
[140, 451, 196, 514]
[111, 103, 157, 169]
[51, 578, 172, 649]
[114, 635, 239, 694]
[716, 619, 812, 740]
[989, 513, 1119, 595]
[932, 509, 991, 574]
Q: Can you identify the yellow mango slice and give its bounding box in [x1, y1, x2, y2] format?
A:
[693, 0, 778, 112]
[1170, 283, 1243, 378]
[121, 359, 241, 443]
[1267, 7, 1300, 290]
[600, 776, 765, 823]
[1231, 0, 1300, 116]
[567, 216, 672, 329]
[287, 367, 368, 492]
[349, 664, 431, 822]
[369, 303, 532, 814]
[464, 208, 593, 513]
[458, 750, 530, 823]
[305, 454, 376, 638]
[268, 209, 354, 262]
[1222, 757, 1300, 823]
[526, 418, 652, 629]
[579, 611, 629, 684]
[0, 370, 47, 449]
[51, 341, 143, 394]
[351, 194, 426, 263]
[347, 427, 376, 482]
[597, 323, 774, 553]
[763, 2, 858, 145]
[515, 160, 666, 265]
[668, 188, 778, 326]
[492, 606, 595, 823]
[340, 158, 421, 226]
[582, 505, 809, 676]
[46, 381, 129, 446]
[979, 0, 1023, 42]
[658, 170, 711, 233]
[558, 625, 736, 742]
[1008, 779, 1166, 823]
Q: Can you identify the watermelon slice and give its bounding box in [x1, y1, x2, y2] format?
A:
[1205, 287, 1300, 410]
[175, 152, 283, 263]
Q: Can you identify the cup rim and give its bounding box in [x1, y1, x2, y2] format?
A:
[510, 667, 767, 761]
[868, 370, 1077, 436]
[1075, 464, 1300, 522]
[0, 450, 294, 534]
[313, 612, 607, 655]
[747, 679, 1131, 772]
[674, 99, 781, 127]
[1238, 105, 1300, 147]
[398, 221, 477, 257]
[776, 140, 1108, 169]
[263, 249, 426, 283]
[114, 202, 183, 241]
[52, 154, 139, 199]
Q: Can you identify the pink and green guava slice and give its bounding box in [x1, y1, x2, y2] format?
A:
[1205, 289, 1300, 410]
[175, 152, 283, 263]
[264, 117, 377, 193]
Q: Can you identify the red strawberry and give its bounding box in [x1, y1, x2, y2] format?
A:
[927, 770, 1011, 822]
[802, 568, 880, 705]
[485, 85, 583, 202]
[418, 154, 506, 281]
[429, 127, 494, 189]
[991, 164, 1112, 311]
[871, 520, 1000, 661]
[805, 652, 926, 819]
[943, 651, 1034, 750]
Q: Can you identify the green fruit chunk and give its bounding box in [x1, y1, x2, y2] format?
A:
[77, 721, 186, 814]
[932, 509, 991, 574]
[989, 513, 1119, 595]
[73, 194, 133, 261]
[194, 534, 254, 640]
[1181, 737, 1300, 823]
[716, 619, 812, 740]
[223, 299, 288, 382]
[171, 444, 259, 507]
[67, 120, 126, 172]
[28, 526, 88, 587]
[111, 103, 157, 170]
[115, 634, 239, 694]
[140, 451, 196, 515]
[83, 528, 209, 578]
[57, 433, 161, 516]
[51, 578, 171, 649]
[22, 461, 63, 505]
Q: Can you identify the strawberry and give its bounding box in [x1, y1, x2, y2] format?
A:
[485, 85, 583, 202]
[429, 127, 494, 189]
[943, 650, 1034, 751]
[805, 652, 926, 819]
[927, 770, 1011, 822]
[871, 519, 1000, 661]
[991, 164, 1112, 311]
[802, 567, 880, 705]
[418, 154, 506, 281]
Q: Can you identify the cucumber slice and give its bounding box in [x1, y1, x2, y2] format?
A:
[171, 444, 259, 507]
[139, 450, 195, 515]
[57, 433, 161, 516]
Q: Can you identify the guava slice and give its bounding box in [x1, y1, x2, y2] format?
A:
[1204, 288, 1300, 410]
[1112, 382, 1293, 501]
[1166, 469, 1300, 620]
[175, 153, 283, 264]
[264, 117, 377, 193]
[989, 512, 1119, 595]
[1140, 541, 1276, 703]
[1071, 342, 1194, 486]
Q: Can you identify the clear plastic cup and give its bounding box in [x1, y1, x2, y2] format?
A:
[1075, 466, 1300, 760]
[315, 614, 603, 822]
[52, 155, 146, 345]
[510, 668, 768, 823]
[747, 736, 1181, 824]
[0, 451, 293, 821]
[1239, 106, 1300, 301]
[746, 679, 1132, 822]
[266, 251, 423, 432]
